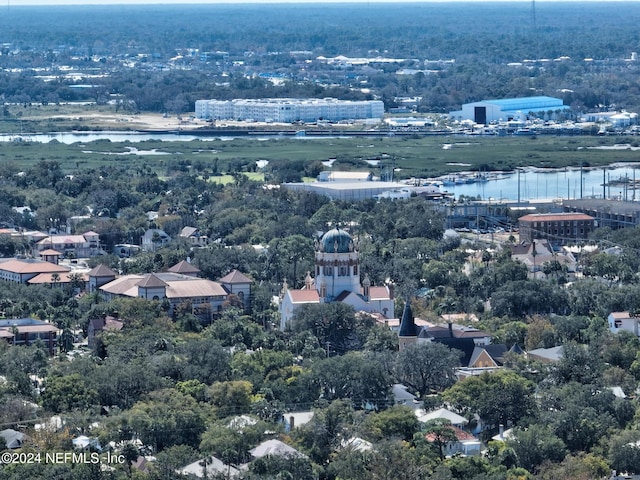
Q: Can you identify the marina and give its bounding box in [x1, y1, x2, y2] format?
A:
[432, 164, 640, 203]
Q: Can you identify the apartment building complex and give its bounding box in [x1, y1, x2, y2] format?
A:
[195, 98, 384, 123]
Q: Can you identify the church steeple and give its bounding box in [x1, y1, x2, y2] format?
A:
[363, 273, 371, 301]
[398, 299, 418, 351]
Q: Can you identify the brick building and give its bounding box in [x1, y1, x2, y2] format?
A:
[518, 212, 595, 244]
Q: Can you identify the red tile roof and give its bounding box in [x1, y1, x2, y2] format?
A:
[167, 260, 200, 274]
[288, 290, 320, 303]
[219, 269, 252, 284]
[28, 272, 88, 284]
[519, 213, 593, 222]
[0, 259, 69, 274]
[368, 286, 391, 300]
[425, 425, 477, 442]
[88, 264, 117, 277]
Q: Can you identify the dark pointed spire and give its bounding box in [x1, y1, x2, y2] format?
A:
[398, 300, 417, 337]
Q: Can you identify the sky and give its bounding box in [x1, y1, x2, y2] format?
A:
[4, 0, 627, 5]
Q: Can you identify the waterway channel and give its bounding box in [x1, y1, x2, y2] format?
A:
[442, 165, 640, 202]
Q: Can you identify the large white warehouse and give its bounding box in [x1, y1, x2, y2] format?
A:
[195, 98, 385, 123]
[449, 96, 569, 124]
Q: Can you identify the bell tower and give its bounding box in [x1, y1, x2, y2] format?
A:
[314, 227, 361, 301]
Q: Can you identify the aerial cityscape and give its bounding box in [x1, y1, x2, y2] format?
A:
[1, 2, 640, 479]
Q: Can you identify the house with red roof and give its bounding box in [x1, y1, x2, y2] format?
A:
[425, 424, 482, 457]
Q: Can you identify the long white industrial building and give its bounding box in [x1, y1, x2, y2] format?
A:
[195, 98, 385, 123]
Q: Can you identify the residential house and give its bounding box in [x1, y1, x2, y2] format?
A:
[491, 425, 514, 442]
[87, 316, 124, 348]
[249, 439, 306, 460]
[509, 239, 577, 277]
[284, 411, 314, 432]
[113, 244, 142, 258]
[179, 226, 209, 247]
[608, 311, 640, 337]
[35, 231, 102, 258]
[0, 318, 59, 355]
[417, 408, 468, 429]
[396, 300, 490, 367]
[392, 383, 422, 410]
[72, 435, 101, 451]
[0, 429, 25, 449]
[526, 345, 564, 363]
[468, 344, 508, 369]
[340, 437, 373, 451]
[141, 229, 171, 252]
[177, 456, 240, 478]
[425, 425, 482, 457]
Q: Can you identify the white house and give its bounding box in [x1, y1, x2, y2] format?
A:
[35, 231, 101, 258]
[608, 311, 640, 336]
[179, 226, 209, 247]
[141, 229, 171, 252]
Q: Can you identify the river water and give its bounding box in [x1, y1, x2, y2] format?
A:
[442, 165, 640, 202]
[0, 132, 211, 143]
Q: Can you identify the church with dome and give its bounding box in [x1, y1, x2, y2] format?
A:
[278, 228, 395, 330]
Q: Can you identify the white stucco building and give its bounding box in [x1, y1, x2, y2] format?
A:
[195, 98, 384, 123]
[278, 228, 394, 330]
[608, 311, 640, 337]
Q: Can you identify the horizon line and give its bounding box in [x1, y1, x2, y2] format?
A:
[6, 0, 640, 5]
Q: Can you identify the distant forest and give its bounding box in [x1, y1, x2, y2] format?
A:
[0, 2, 639, 114]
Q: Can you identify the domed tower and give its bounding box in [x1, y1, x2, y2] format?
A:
[315, 228, 361, 301]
